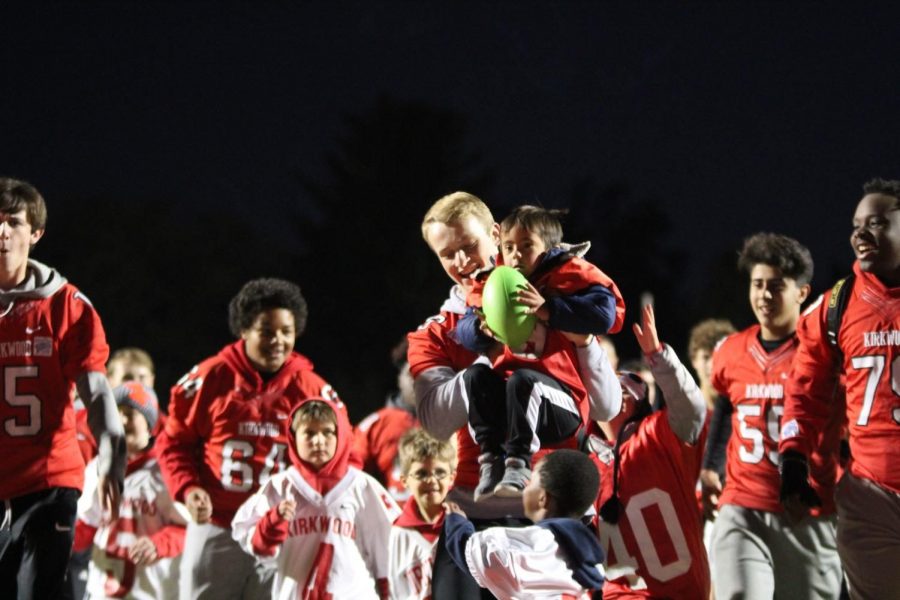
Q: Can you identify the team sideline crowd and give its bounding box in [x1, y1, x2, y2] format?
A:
[0, 176, 898, 600]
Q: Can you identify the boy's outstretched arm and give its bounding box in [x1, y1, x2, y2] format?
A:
[634, 305, 707, 443]
[442, 502, 475, 574]
[78, 371, 126, 520]
[567, 332, 621, 421]
[528, 284, 618, 334]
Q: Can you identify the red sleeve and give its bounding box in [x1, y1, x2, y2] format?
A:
[155, 367, 207, 502]
[407, 313, 475, 377]
[539, 257, 626, 333]
[57, 286, 110, 380]
[376, 576, 389, 600]
[710, 334, 735, 398]
[149, 524, 187, 558]
[251, 505, 289, 556]
[780, 294, 841, 458]
[73, 519, 97, 553]
[295, 366, 341, 404]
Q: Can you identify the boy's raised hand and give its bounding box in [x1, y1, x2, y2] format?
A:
[278, 499, 297, 521]
[516, 282, 549, 321]
[632, 304, 662, 355]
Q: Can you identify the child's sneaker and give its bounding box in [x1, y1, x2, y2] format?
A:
[474, 453, 505, 502]
[493, 457, 531, 497]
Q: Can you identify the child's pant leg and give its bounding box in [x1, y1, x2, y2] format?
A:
[503, 369, 581, 460]
[462, 364, 507, 454]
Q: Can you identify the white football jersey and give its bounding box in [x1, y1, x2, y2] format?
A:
[232, 466, 400, 600]
[79, 456, 189, 600]
[465, 525, 596, 600]
[387, 526, 437, 600]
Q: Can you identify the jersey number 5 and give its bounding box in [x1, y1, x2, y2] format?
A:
[3, 365, 41, 437]
[736, 404, 783, 465]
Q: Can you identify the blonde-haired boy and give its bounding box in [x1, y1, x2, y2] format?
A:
[387, 429, 456, 599]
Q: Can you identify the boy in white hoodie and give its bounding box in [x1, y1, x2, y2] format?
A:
[232, 397, 400, 600]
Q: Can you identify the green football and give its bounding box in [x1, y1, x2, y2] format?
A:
[482, 266, 536, 348]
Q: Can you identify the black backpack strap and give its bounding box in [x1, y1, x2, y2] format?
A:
[826, 273, 855, 350]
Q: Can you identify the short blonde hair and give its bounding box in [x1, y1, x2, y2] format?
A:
[398, 428, 456, 474]
[421, 191, 494, 243]
[108, 347, 155, 374]
[291, 400, 337, 433]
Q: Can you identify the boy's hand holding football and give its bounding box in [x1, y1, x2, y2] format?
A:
[516, 281, 549, 321]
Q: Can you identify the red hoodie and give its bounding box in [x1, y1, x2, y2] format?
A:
[251, 396, 352, 555]
[157, 340, 340, 528]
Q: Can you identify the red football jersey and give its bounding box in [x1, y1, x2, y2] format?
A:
[0, 283, 109, 499]
[352, 406, 418, 500]
[407, 308, 476, 379]
[156, 341, 340, 528]
[782, 263, 900, 494]
[711, 326, 840, 514]
[592, 413, 710, 599]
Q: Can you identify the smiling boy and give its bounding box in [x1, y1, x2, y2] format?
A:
[156, 278, 341, 600]
[780, 178, 900, 599]
[701, 233, 842, 599]
[408, 191, 620, 599]
[387, 429, 456, 600]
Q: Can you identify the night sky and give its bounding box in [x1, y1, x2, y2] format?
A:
[2, 2, 899, 415]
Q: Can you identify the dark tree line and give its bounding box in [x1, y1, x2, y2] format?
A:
[34, 96, 755, 420]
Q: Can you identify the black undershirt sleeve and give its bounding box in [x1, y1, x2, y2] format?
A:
[702, 393, 732, 479]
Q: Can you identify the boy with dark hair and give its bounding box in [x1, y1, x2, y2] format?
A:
[456, 204, 625, 500]
[232, 397, 400, 599]
[156, 277, 340, 599]
[443, 449, 604, 599]
[388, 428, 456, 600]
[588, 304, 711, 598]
[75, 382, 188, 599]
[702, 232, 842, 599]
[0, 177, 126, 599]
[780, 177, 900, 599]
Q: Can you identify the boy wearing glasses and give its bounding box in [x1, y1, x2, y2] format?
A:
[388, 429, 457, 600]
